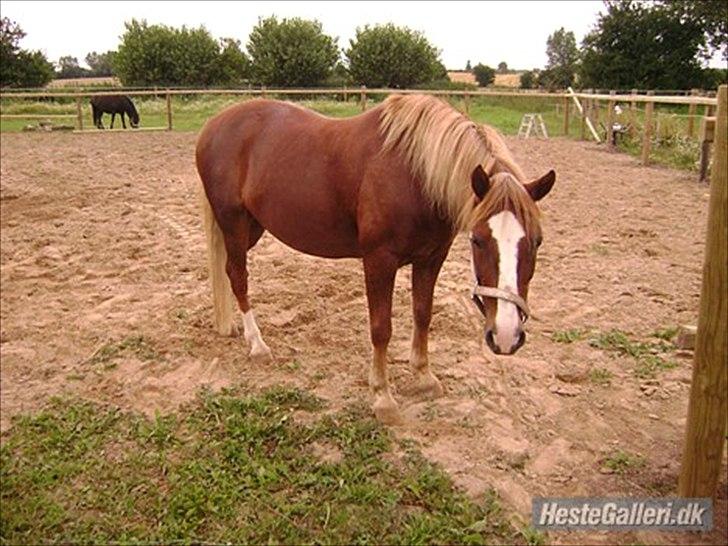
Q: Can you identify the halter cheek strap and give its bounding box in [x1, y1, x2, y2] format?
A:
[471, 285, 530, 322]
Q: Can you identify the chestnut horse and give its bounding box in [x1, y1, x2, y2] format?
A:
[196, 95, 555, 424]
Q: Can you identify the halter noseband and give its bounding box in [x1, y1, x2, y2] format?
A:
[471, 285, 530, 323]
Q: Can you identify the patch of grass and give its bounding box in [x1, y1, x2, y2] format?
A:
[633, 354, 678, 379]
[588, 329, 677, 379]
[88, 334, 159, 365]
[589, 329, 641, 356]
[0, 387, 520, 544]
[590, 243, 610, 256]
[589, 368, 613, 386]
[651, 326, 677, 342]
[601, 450, 645, 474]
[550, 328, 588, 344]
[520, 525, 547, 546]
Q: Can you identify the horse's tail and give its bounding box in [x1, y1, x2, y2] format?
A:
[199, 185, 238, 336]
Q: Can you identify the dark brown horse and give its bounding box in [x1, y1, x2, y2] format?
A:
[90, 95, 140, 129]
[196, 95, 555, 424]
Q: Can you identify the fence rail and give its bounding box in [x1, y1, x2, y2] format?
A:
[0, 87, 719, 105]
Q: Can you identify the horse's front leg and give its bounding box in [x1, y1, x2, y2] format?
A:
[110, 113, 116, 129]
[363, 250, 401, 425]
[121, 112, 126, 129]
[404, 255, 447, 398]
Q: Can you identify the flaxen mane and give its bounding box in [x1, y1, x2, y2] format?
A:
[379, 94, 539, 233]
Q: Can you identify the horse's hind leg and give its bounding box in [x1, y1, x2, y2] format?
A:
[110, 113, 116, 129]
[220, 209, 271, 361]
[121, 112, 126, 129]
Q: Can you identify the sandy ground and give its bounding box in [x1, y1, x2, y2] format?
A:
[1, 129, 725, 544]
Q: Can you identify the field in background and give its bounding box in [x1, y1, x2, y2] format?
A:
[0, 93, 708, 172]
[46, 77, 121, 88]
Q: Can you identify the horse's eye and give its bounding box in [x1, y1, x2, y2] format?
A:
[535, 236, 543, 247]
[470, 236, 484, 249]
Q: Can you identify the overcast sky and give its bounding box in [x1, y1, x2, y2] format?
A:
[2, 1, 723, 71]
[3, 0, 608, 70]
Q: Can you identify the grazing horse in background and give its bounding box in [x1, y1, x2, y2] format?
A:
[196, 95, 555, 424]
[90, 95, 139, 129]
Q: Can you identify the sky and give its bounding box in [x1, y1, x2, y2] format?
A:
[3, 0, 607, 70]
[3, 1, 724, 71]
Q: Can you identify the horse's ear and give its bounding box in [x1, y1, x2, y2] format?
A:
[471, 165, 490, 202]
[525, 169, 555, 202]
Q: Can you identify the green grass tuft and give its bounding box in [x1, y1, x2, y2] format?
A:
[588, 328, 677, 379]
[88, 334, 160, 365]
[589, 368, 613, 386]
[601, 450, 645, 474]
[550, 328, 588, 344]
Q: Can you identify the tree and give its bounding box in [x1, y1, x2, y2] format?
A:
[656, 0, 727, 61]
[1, 17, 54, 87]
[247, 16, 338, 87]
[465, 59, 472, 71]
[579, 1, 706, 89]
[346, 23, 443, 88]
[497, 61, 508, 74]
[56, 56, 89, 78]
[472, 63, 495, 87]
[520, 70, 535, 89]
[541, 27, 578, 89]
[115, 19, 226, 87]
[216, 38, 251, 85]
[85, 51, 116, 77]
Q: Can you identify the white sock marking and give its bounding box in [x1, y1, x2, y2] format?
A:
[487, 210, 525, 351]
[242, 309, 269, 356]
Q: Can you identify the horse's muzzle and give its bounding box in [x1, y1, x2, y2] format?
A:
[485, 328, 526, 355]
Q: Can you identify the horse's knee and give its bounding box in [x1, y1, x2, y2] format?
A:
[370, 318, 392, 348]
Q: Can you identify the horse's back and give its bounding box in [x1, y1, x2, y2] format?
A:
[197, 99, 385, 258]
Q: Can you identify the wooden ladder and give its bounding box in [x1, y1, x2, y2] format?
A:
[517, 114, 549, 138]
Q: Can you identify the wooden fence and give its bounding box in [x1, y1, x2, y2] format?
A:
[0, 85, 720, 167]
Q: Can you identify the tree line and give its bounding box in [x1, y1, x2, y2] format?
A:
[1, 0, 726, 91]
[521, 0, 726, 91]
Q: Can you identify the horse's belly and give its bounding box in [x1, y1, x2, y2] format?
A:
[249, 201, 361, 259]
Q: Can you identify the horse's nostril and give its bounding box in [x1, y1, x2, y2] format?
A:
[485, 329, 500, 354]
[518, 330, 526, 346]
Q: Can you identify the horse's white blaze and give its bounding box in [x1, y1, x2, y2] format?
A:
[242, 309, 269, 356]
[487, 210, 525, 351]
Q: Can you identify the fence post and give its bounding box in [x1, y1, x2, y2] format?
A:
[629, 88, 637, 138]
[261, 85, 267, 99]
[678, 84, 727, 498]
[75, 96, 83, 131]
[166, 91, 172, 131]
[360, 85, 367, 112]
[606, 90, 616, 149]
[464, 92, 470, 116]
[580, 90, 589, 140]
[641, 90, 655, 164]
[699, 115, 715, 183]
[592, 94, 600, 128]
[562, 96, 570, 136]
[687, 88, 699, 137]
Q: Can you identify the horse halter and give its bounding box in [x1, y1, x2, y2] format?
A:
[471, 285, 530, 323]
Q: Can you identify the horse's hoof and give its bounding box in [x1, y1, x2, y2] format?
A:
[373, 398, 403, 426]
[250, 342, 272, 362]
[402, 372, 444, 399]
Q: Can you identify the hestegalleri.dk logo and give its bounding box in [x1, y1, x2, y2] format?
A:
[532, 497, 713, 531]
